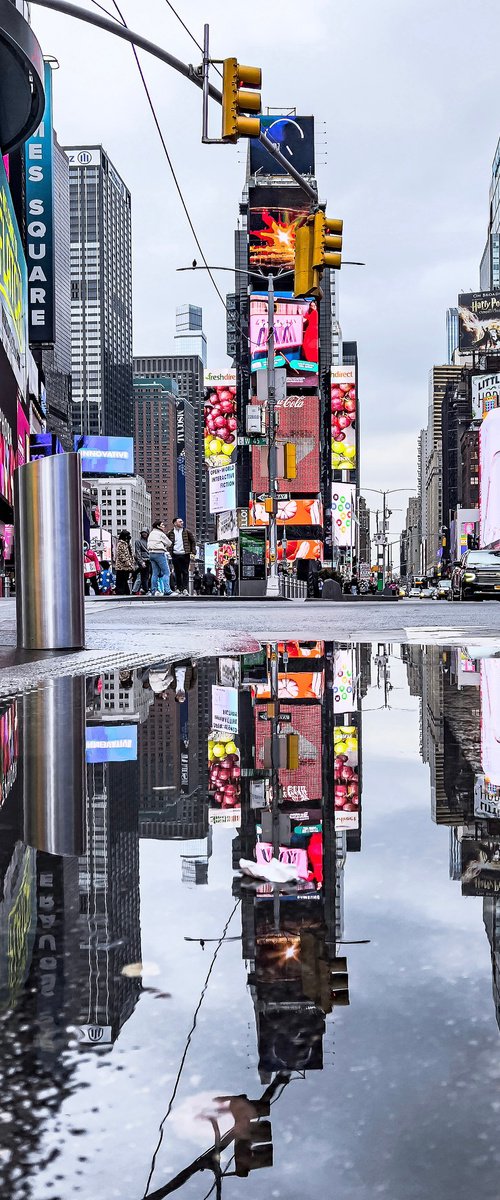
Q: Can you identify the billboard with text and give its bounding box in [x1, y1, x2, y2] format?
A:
[251, 394, 320, 494]
[458, 291, 500, 351]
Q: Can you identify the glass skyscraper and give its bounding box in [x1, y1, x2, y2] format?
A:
[480, 137, 500, 291]
[65, 145, 133, 436]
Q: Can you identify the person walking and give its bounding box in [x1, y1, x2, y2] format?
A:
[84, 543, 101, 596]
[133, 529, 151, 594]
[147, 521, 172, 596]
[223, 558, 237, 596]
[167, 517, 196, 595]
[192, 567, 203, 595]
[203, 566, 217, 595]
[115, 530, 134, 595]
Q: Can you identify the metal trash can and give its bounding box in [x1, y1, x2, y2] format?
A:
[15, 452, 85, 649]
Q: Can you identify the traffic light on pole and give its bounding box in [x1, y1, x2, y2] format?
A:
[221, 58, 262, 142]
[294, 211, 343, 298]
[312, 211, 343, 272]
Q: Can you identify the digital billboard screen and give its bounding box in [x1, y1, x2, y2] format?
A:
[472, 372, 500, 421]
[480, 408, 500, 548]
[250, 292, 318, 383]
[249, 498, 323, 527]
[86, 725, 138, 763]
[249, 116, 315, 177]
[458, 291, 500, 351]
[332, 485, 356, 547]
[74, 436, 134, 476]
[251, 393, 320, 494]
[203, 370, 237, 466]
[331, 367, 357, 472]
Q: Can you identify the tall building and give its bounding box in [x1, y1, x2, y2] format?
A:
[174, 304, 207, 367]
[94, 475, 151, 545]
[133, 351, 210, 542]
[446, 307, 459, 364]
[133, 375, 178, 524]
[424, 366, 462, 572]
[66, 145, 132, 437]
[441, 373, 471, 540]
[480, 138, 500, 291]
[400, 496, 421, 581]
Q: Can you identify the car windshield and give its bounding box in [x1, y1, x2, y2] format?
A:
[440, 580, 451, 587]
[467, 551, 500, 567]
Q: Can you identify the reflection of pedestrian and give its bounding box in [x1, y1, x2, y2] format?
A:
[145, 658, 197, 702]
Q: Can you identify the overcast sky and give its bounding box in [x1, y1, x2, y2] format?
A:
[31, 0, 500, 532]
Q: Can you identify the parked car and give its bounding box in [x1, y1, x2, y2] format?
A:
[450, 549, 500, 600]
[436, 579, 452, 600]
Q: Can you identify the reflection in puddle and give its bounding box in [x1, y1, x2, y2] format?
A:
[1, 642, 500, 1196]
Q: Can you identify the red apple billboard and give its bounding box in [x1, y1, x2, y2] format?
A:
[203, 369, 237, 466]
[331, 366, 357, 472]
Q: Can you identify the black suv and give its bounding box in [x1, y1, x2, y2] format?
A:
[451, 549, 500, 600]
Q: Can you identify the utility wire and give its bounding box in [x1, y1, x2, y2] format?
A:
[90, 0, 233, 320]
[142, 898, 241, 1198]
[160, 0, 222, 77]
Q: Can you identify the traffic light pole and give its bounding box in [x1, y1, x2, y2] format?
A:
[266, 274, 280, 598]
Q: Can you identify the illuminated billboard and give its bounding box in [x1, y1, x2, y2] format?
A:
[249, 205, 308, 272]
[75, 436, 134, 475]
[254, 703, 323, 803]
[251, 394, 320, 494]
[249, 116, 315, 177]
[24, 62, 55, 344]
[278, 539, 322, 563]
[208, 463, 236, 514]
[481, 658, 500, 788]
[203, 370, 237, 466]
[334, 725, 359, 831]
[331, 367, 357, 472]
[480, 408, 500, 548]
[472, 372, 500, 421]
[249, 498, 323, 527]
[86, 725, 138, 763]
[250, 292, 318, 383]
[332, 485, 356, 548]
[458, 291, 500, 351]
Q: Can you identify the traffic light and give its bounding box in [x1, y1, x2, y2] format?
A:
[222, 58, 262, 142]
[222, 1095, 273, 1176]
[313, 211, 343, 271]
[300, 932, 349, 1014]
[294, 211, 343, 297]
[282, 442, 297, 479]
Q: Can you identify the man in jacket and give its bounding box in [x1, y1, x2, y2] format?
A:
[133, 529, 151, 594]
[167, 517, 196, 595]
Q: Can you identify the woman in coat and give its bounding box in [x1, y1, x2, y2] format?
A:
[147, 521, 173, 596]
[115, 530, 134, 595]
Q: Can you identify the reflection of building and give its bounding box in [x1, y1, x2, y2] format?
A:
[78, 760, 141, 1044]
[93, 475, 151, 545]
[66, 145, 133, 437]
[90, 669, 153, 725]
[138, 664, 211, 843]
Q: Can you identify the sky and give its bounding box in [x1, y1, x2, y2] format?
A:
[30, 0, 500, 540]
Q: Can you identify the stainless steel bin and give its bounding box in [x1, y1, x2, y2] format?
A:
[15, 452, 85, 649]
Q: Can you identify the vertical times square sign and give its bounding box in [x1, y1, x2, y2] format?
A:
[24, 61, 55, 344]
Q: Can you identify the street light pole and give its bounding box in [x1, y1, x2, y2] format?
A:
[266, 274, 280, 598]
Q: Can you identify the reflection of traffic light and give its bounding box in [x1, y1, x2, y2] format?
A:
[222, 58, 262, 142]
[222, 1095, 273, 1176]
[294, 211, 343, 297]
[301, 931, 349, 1013]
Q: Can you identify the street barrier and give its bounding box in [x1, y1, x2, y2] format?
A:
[15, 452, 85, 649]
[279, 574, 308, 599]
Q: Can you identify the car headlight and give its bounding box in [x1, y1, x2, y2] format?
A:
[463, 571, 476, 582]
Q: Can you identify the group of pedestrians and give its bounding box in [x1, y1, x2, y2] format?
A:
[84, 517, 197, 597]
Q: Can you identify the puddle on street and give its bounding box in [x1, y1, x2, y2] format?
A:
[2, 641, 500, 1198]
